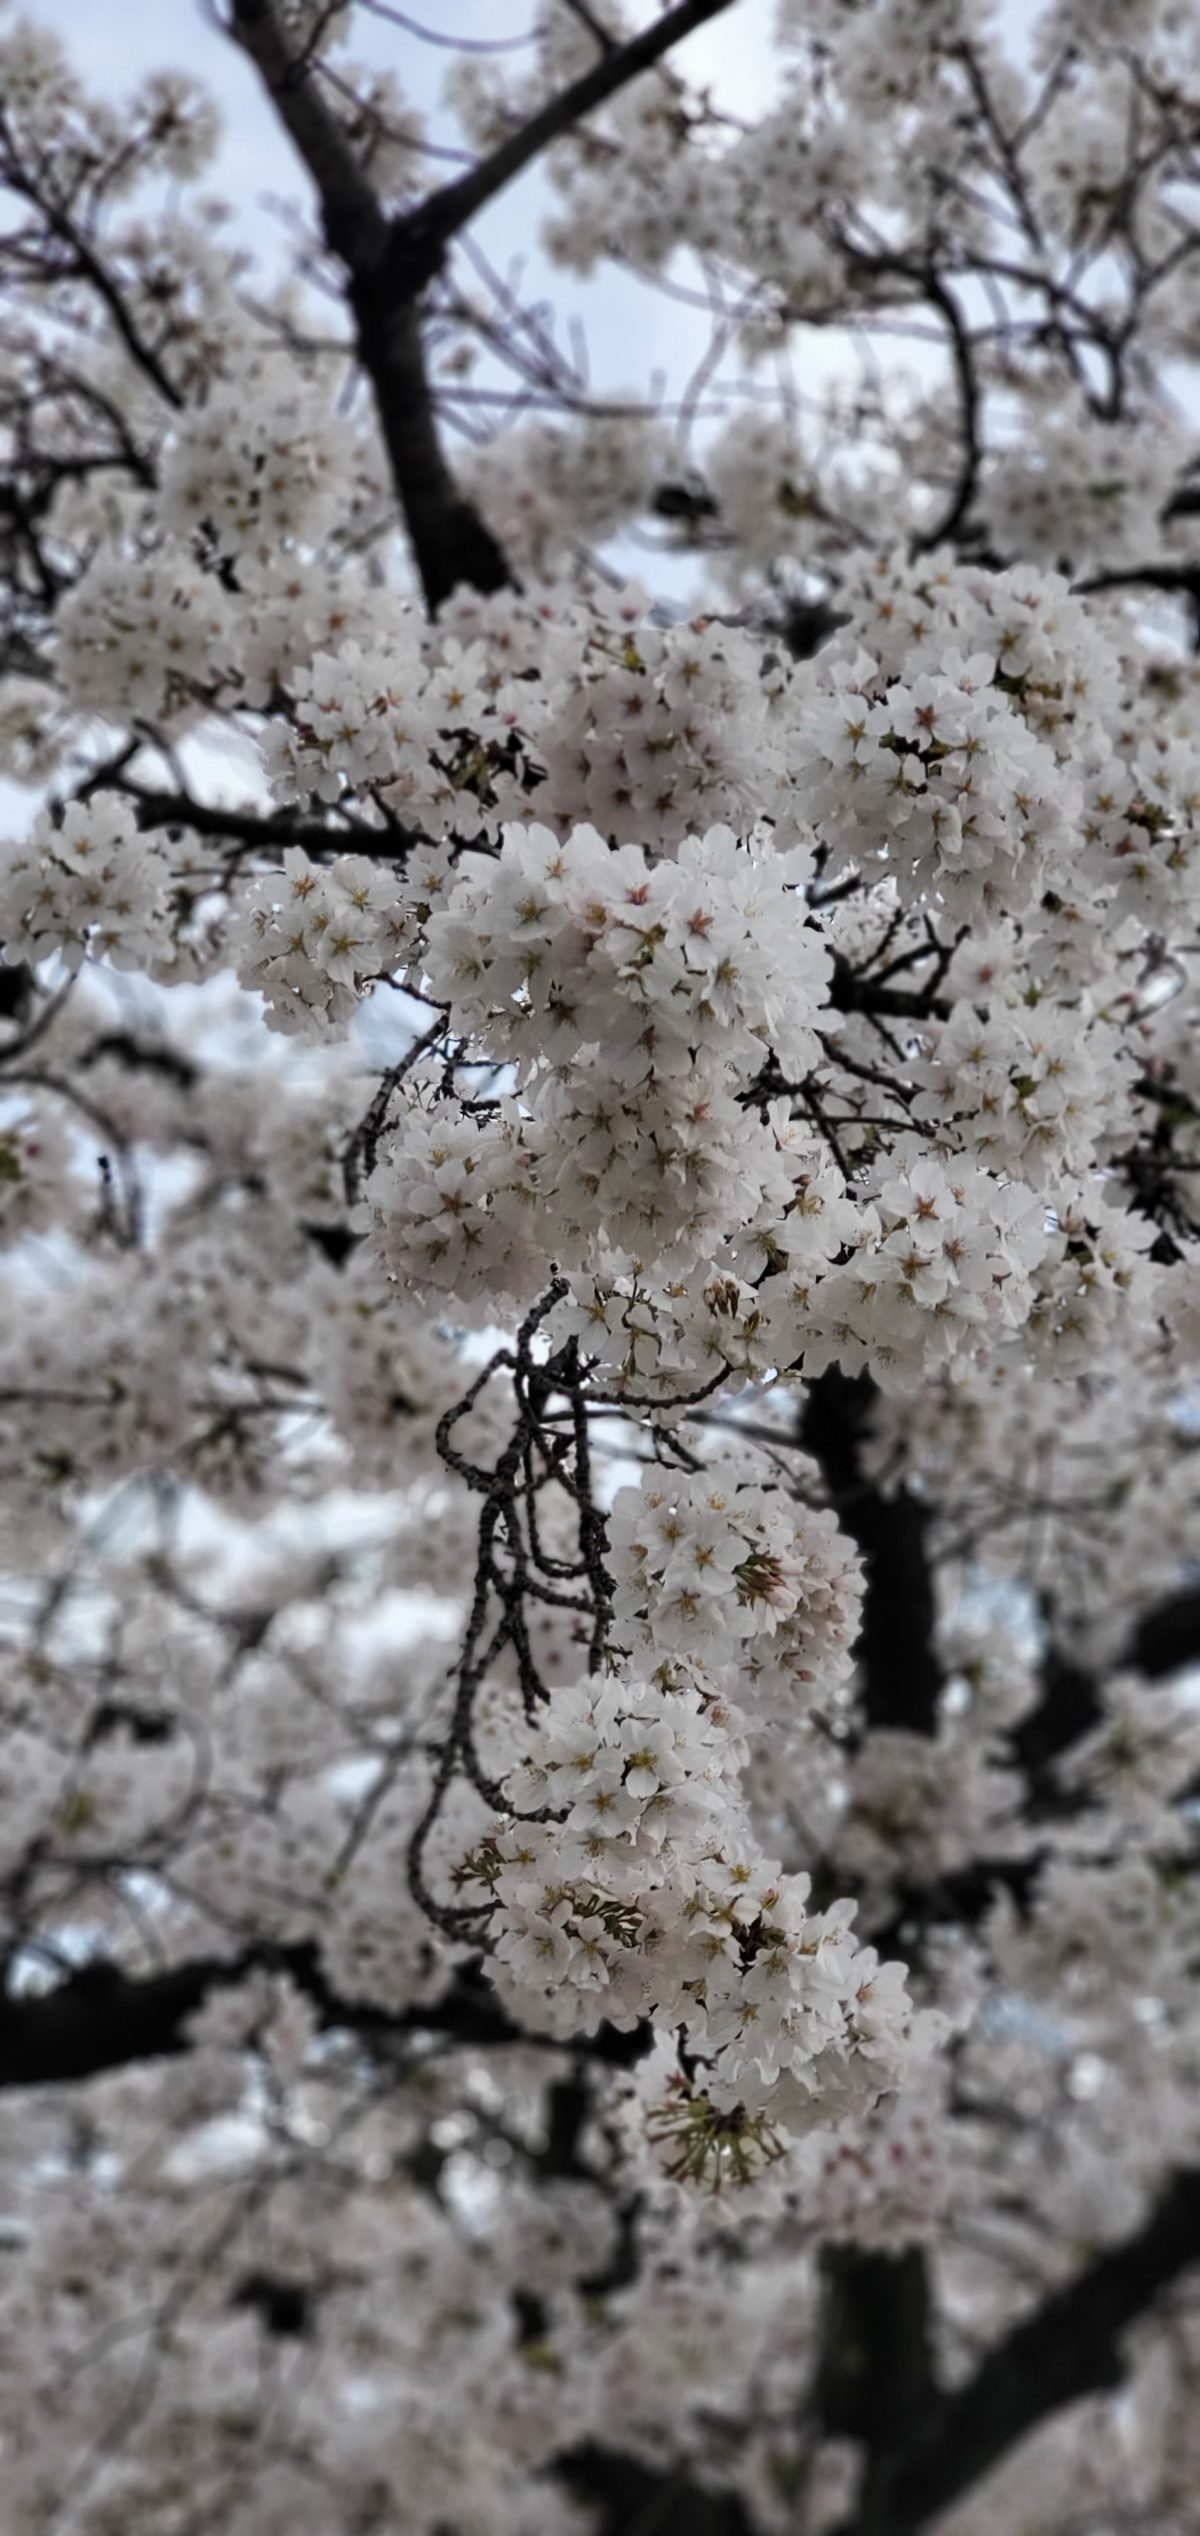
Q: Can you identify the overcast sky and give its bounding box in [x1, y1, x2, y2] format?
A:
[25, 0, 786, 471]
[28, 0, 781, 417]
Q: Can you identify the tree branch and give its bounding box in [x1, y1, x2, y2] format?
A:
[801, 1368, 943, 1735]
[119, 781, 419, 861]
[1128, 1583, 1200, 1681]
[226, 0, 390, 269]
[227, 0, 741, 611]
[225, 0, 511, 611]
[1011, 1638, 1101, 1800]
[402, 0, 740, 252]
[912, 272, 982, 553]
[559, 2445, 756, 2536]
[350, 275, 514, 609]
[814, 2247, 937, 2455]
[831, 2170, 1200, 2535]
[799, 1372, 943, 2503]
[0, 122, 185, 410]
[0, 1945, 648, 2090]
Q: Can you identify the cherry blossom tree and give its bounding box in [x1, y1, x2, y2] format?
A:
[3, 1, 1200, 2529]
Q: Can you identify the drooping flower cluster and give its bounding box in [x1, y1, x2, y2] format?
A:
[226, 845, 407, 1036]
[368, 1093, 545, 1318]
[793, 605, 1083, 922]
[422, 822, 826, 1080]
[471, 1672, 914, 2171]
[607, 1473, 863, 1722]
[793, 1150, 1053, 1388]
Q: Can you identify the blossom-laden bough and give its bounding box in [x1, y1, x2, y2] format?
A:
[3, 2, 1200, 2533]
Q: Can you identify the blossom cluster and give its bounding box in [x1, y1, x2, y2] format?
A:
[159, 353, 345, 564]
[461, 408, 676, 575]
[793, 607, 1084, 923]
[607, 1473, 863, 1722]
[0, 797, 176, 973]
[474, 1672, 914, 2174]
[792, 1150, 1053, 1388]
[912, 998, 1130, 1186]
[57, 546, 236, 732]
[367, 1093, 545, 1318]
[226, 844, 409, 1036]
[261, 589, 799, 855]
[371, 819, 830, 1288]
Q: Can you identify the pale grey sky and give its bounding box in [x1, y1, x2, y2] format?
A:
[2, 1, 791, 850]
[29, 0, 781, 414]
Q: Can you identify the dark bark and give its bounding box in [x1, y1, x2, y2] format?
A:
[800, 1368, 943, 1736]
[227, 0, 509, 613]
[830, 2169, 1200, 2535]
[0, 1954, 231, 2088]
[348, 272, 511, 611]
[228, 0, 739, 613]
[0, 961, 32, 1021]
[0, 1945, 648, 2091]
[1128, 1583, 1200, 1681]
[1010, 1640, 1102, 1809]
[403, 0, 738, 248]
[798, 1372, 942, 2517]
[555, 2160, 1200, 2536]
[828, 965, 952, 1023]
[558, 2445, 757, 2536]
[814, 2248, 936, 2453]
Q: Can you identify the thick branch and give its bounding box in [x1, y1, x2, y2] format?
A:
[0, 1945, 647, 2090]
[800, 1380, 943, 2499]
[1128, 1584, 1200, 1681]
[406, 0, 740, 250]
[226, 0, 510, 611]
[0, 1954, 231, 2087]
[912, 272, 981, 553]
[559, 2158, 1200, 2536]
[226, 0, 390, 269]
[1011, 1639, 1101, 1797]
[121, 782, 419, 860]
[350, 280, 512, 609]
[801, 1368, 943, 1735]
[814, 2248, 936, 2453]
[228, 0, 741, 610]
[832, 2170, 1200, 2535]
[829, 960, 952, 1022]
[559, 2445, 756, 2536]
